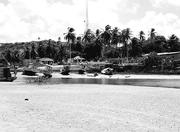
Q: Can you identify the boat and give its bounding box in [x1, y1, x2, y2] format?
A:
[101, 68, 113, 75]
[0, 67, 17, 82]
[61, 65, 70, 75]
[0, 55, 17, 82]
[42, 65, 53, 78]
[78, 69, 85, 74]
[22, 63, 38, 76]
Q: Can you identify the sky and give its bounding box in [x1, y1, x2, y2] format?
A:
[0, 0, 180, 43]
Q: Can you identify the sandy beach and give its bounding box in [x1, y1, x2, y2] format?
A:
[0, 74, 180, 132]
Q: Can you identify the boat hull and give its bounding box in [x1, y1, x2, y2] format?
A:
[0, 77, 17, 82]
[22, 70, 37, 76]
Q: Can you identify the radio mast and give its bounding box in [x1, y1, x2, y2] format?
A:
[85, 0, 89, 31]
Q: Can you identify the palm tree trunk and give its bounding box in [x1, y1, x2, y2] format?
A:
[70, 42, 71, 64]
[101, 44, 105, 59]
[124, 41, 128, 63]
[67, 40, 72, 64]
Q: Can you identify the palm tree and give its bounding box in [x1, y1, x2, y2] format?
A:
[82, 29, 95, 44]
[64, 27, 76, 63]
[131, 37, 142, 57]
[95, 29, 101, 38]
[64, 27, 76, 44]
[139, 31, 145, 42]
[150, 28, 156, 40]
[24, 46, 30, 59]
[168, 34, 180, 52]
[121, 28, 131, 59]
[58, 37, 61, 42]
[99, 25, 112, 58]
[4, 49, 12, 63]
[46, 40, 53, 58]
[101, 25, 112, 46]
[31, 44, 38, 59]
[37, 41, 44, 58]
[111, 27, 121, 46]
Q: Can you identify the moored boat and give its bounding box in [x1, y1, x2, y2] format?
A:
[22, 63, 38, 76]
[61, 65, 70, 75]
[0, 67, 17, 82]
[0, 55, 17, 82]
[101, 68, 113, 75]
[78, 69, 85, 74]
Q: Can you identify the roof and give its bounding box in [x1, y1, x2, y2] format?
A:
[157, 51, 180, 56]
[39, 58, 54, 62]
[143, 51, 180, 57]
[73, 56, 85, 60]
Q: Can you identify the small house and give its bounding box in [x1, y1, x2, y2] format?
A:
[39, 58, 54, 65]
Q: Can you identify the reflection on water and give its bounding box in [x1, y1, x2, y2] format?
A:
[23, 77, 180, 88]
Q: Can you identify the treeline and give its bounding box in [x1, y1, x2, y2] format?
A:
[1, 26, 180, 66]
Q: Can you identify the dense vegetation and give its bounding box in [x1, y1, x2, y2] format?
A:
[0, 26, 180, 69]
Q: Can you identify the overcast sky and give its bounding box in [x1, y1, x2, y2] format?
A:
[0, 0, 180, 42]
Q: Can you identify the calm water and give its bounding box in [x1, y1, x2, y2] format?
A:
[22, 76, 180, 88]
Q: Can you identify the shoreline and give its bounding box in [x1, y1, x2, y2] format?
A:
[17, 72, 180, 80]
[14, 72, 180, 88]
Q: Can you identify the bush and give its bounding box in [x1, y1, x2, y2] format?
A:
[143, 52, 161, 71]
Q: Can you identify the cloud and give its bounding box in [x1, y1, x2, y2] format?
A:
[126, 11, 180, 38]
[0, 0, 179, 42]
[0, 0, 86, 42]
[0, 0, 142, 42]
[151, 0, 180, 7]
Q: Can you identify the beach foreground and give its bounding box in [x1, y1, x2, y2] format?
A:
[0, 81, 180, 132]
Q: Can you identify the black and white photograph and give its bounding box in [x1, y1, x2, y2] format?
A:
[0, 0, 180, 131]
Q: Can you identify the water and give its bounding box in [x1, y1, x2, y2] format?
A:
[22, 76, 180, 88]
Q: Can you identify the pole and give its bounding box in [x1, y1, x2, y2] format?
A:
[86, 0, 89, 31]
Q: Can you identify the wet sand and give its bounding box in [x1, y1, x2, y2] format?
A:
[0, 77, 180, 132]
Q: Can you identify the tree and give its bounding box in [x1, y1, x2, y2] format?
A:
[82, 29, 95, 44]
[64, 27, 76, 62]
[139, 31, 145, 42]
[99, 25, 112, 58]
[84, 41, 102, 60]
[154, 35, 167, 53]
[101, 25, 112, 46]
[12, 48, 20, 64]
[143, 52, 161, 71]
[168, 34, 180, 52]
[104, 47, 119, 58]
[46, 39, 53, 58]
[75, 36, 83, 53]
[64, 27, 76, 44]
[130, 37, 142, 57]
[58, 37, 61, 42]
[37, 41, 45, 58]
[31, 44, 38, 59]
[111, 27, 121, 46]
[24, 47, 30, 59]
[121, 28, 131, 58]
[143, 35, 167, 53]
[56, 44, 66, 64]
[95, 29, 101, 38]
[150, 28, 156, 39]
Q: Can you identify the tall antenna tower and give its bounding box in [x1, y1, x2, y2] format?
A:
[85, 0, 89, 31]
